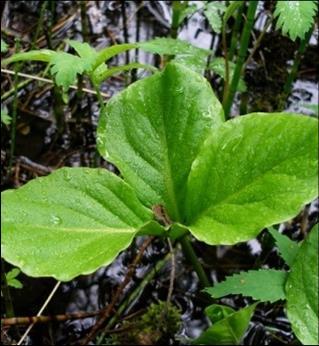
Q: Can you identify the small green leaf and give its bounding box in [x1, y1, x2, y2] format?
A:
[97, 62, 224, 221]
[1, 107, 11, 126]
[274, 0, 317, 41]
[49, 52, 85, 91]
[286, 225, 318, 345]
[6, 268, 23, 289]
[67, 39, 98, 71]
[210, 57, 247, 91]
[205, 304, 235, 323]
[7, 278, 23, 289]
[94, 62, 157, 84]
[93, 43, 138, 70]
[1, 39, 8, 53]
[204, 2, 226, 33]
[267, 227, 299, 267]
[205, 269, 287, 303]
[193, 303, 257, 345]
[2, 49, 56, 66]
[185, 113, 318, 245]
[139, 38, 211, 73]
[6, 268, 21, 280]
[1, 168, 153, 281]
[176, 4, 198, 26]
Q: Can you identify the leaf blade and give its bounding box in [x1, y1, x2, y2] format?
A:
[267, 227, 299, 267]
[97, 62, 224, 221]
[193, 304, 257, 345]
[205, 269, 287, 303]
[286, 225, 318, 345]
[186, 113, 318, 245]
[1, 168, 153, 281]
[274, 0, 317, 41]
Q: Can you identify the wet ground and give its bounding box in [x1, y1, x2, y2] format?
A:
[1, 1, 318, 345]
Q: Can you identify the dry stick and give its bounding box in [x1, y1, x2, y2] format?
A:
[17, 281, 61, 345]
[79, 236, 155, 345]
[2, 311, 100, 327]
[1, 69, 110, 98]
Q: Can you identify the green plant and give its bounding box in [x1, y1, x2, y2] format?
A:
[274, 0, 317, 41]
[5, 268, 23, 289]
[1, 61, 317, 284]
[193, 303, 257, 345]
[205, 225, 318, 345]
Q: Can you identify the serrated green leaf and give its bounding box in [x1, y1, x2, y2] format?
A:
[67, 39, 98, 71]
[185, 113, 318, 245]
[205, 269, 287, 303]
[175, 4, 198, 26]
[139, 38, 211, 73]
[274, 0, 317, 41]
[2, 49, 56, 66]
[1, 39, 8, 53]
[1, 168, 153, 281]
[268, 227, 299, 267]
[204, 2, 226, 33]
[49, 52, 85, 91]
[286, 225, 318, 345]
[193, 303, 257, 345]
[97, 62, 224, 221]
[210, 57, 247, 91]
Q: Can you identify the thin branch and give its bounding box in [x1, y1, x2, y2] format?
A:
[1, 68, 110, 98]
[79, 236, 155, 345]
[17, 281, 61, 345]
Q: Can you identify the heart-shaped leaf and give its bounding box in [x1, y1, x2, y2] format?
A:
[1, 168, 153, 281]
[185, 113, 318, 245]
[97, 62, 224, 221]
[286, 225, 318, 345]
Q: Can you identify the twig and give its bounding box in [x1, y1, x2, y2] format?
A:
[79, 237, 154, 345]
[1, 69, 110, 98]
[17, 281, 61, 345]
[2, 311, 100, 326]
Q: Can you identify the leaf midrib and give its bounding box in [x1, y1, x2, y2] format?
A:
[160, 71, 181, 221]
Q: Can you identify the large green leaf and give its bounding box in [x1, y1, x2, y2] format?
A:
[97, 62, 224, 221]
[274, 0, 317, 41]
[205, 269, 287, 303]
[1, 168, 153, 281]
[286, 225, 318, 345]
[193, 303, 257, 345]
[185, 113, 318, 245]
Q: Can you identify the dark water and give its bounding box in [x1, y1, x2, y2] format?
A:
[1, 1, 318, 345]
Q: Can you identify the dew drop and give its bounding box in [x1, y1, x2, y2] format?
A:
[51, 215, 62, 225]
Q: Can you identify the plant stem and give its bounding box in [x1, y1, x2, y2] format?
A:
[8, 39, 21, 176]
[278, 27, 313, 110]
[223, 0, 258, 119]
[179, 235, 210, 288]
[96, 252, 172, 344]
[228, 4, 244, 61]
